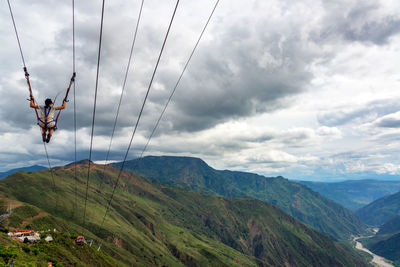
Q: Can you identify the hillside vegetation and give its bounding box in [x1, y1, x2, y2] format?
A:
[378, 215, 400, 235]
[0, 162, 369, 266]
[0, 231, 119, 266]
[114, 156, 367, 240]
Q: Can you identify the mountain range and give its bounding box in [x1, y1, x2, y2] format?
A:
[113, 156, 367, 240]
[0, 161, 370, 266]
[0, 165, 46, 180]
[297, 179, 400, 211]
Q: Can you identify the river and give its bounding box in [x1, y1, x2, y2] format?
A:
[353, 236, 394, 267]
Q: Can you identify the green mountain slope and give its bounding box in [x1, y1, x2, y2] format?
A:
[114, 156, 367, 240]
[0, 162, 369, 266]
[378, 215, 400, 235]
[298, 180, 400, 211]
[356, 191, 400, 226]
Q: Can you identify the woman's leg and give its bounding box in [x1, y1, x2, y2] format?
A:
[46, 128, 55, 143]
[41, 127, 46, 142]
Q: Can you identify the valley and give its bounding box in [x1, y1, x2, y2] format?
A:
[298, 180, 400, 211]
[0, 160, 370, 266]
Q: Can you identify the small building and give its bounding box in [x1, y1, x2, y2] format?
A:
[18, 235, 41, 243]
[8, 229, 41, 243]
[8, 229, 34, 238]
[45, 235, 53, 242]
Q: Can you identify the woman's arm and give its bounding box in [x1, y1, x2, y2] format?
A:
[55, 100, 66, 110]
[30, 99, 38, 109]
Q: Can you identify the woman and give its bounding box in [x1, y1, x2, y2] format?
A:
[30, 98, 66, 143]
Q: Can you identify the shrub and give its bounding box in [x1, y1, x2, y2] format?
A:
[22, 246, 31, 253]
[69, 233, 78, 240]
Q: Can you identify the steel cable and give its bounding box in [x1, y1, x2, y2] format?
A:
[6, 0, 26, 68]
[83, 0, 106, 226]
[137, 0, 220, 164]
[101, 0, 180, 227]
[100, 0, 145, 188]
[7, 0, 60, 209]
[72, 0, 78, 215]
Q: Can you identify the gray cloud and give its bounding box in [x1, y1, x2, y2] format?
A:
[374, 112, 400, 128]
[314, 1, 400, 45]
[343, 17, 400, 45]
[376, 118, 400, 128]
[155, 23, 317, 132]
[318, 99, 400, 126]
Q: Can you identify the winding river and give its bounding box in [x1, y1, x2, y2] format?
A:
[353, 236, 394, 267]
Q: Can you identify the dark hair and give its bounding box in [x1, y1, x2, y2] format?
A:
[45, 98, 53, 107]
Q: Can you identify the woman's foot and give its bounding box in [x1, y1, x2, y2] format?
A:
[46, 134, 51, 143]
[42, 133, 46, 142]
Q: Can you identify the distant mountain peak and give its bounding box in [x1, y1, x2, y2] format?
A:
[142, 155, 209, 164]
[65, 159, 93, 167]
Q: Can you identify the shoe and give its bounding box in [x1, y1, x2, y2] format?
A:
[46, 134, 51, 143]
[42, 133, 46, 142]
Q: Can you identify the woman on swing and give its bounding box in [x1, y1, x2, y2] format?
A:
[26, 68, 75, 143]
[30, 97, 67, 143]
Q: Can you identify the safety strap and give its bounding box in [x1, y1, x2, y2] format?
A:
[37, 105, 45, 119]
[24, 67, 40, 121]
[44, 107, 50, 117]
[54, 72, 76, 126]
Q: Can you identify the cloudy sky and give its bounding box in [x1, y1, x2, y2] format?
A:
[1, 0, 400, 181]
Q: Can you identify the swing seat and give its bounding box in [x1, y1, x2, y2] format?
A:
[38, 119, 56, 129]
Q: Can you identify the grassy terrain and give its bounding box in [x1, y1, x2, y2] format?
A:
[298, 180, 400, 211]
[0, 162, 370, 266]
[114, 155, 367, 240]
